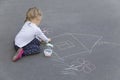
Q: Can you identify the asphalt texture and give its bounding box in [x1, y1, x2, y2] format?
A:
[0, 0, 120, 80]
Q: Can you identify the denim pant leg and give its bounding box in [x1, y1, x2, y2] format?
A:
[14, 38, 41, 57]
[22, 38, 41, 56]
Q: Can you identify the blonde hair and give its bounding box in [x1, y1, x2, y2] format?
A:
[24, 7, 42, 22]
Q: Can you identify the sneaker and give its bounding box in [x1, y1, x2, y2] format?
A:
[12, 48, 24, 62]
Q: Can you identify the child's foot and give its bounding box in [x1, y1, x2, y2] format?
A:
[12, 48, 24, 62]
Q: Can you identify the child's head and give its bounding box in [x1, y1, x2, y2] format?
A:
[25, 7, 42, 26]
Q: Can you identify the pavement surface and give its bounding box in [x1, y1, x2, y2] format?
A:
[0, 0, 120, 80]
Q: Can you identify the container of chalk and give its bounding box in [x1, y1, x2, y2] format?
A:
[44, 43, 53, 57]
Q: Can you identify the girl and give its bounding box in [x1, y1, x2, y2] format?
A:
[12, 7, 51, 62]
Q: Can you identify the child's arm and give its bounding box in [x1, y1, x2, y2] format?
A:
[35, 27, 51, 43]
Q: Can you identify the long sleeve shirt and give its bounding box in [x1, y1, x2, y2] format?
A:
[15, 21, 49, 48]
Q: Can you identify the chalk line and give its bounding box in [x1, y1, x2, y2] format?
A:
[89, 36, 103, 54]
[63, 58, 96, 74]
[51, 33, 120, 75]
[70, 33, 103, 54]
[61, 70, 77, 75]
[52, 51, 65, 61]
[70, 33, 89, 52]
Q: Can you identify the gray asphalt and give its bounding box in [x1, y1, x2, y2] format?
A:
[0, 0, 120, 80]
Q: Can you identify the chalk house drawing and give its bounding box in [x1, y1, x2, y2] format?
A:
[52, 33, 89, 58]
[50, 33, 120, 75]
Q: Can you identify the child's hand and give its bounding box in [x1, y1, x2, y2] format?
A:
[48, 38, 51, 42]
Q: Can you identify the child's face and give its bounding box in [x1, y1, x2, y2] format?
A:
[35, 16, 42, 26]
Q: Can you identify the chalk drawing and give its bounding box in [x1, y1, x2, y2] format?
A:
[50, 33, 120, 75]
[52, 33, 89, 60]
[70, 33, 89, 52]
[54, 40, 75, 51]
[52, 32, 120, 60]
[52, 51, 65, 62]
[70, 33, 103, 54]
[52, 33, 101, 60]
[63, 58, 96, 74]
[61, 69, 77, 75]
[52, 33, 89, 57]
[53, 33, 120, 59]
[89, 36, 103, 54]
[70, 58, 85, 67]
[51, 33, 97, 75]
[51, 51, 89, 67]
